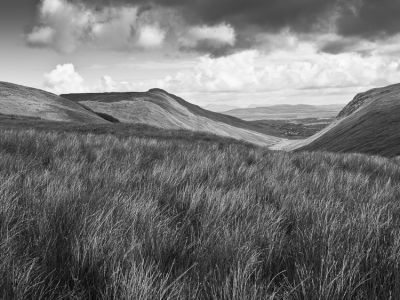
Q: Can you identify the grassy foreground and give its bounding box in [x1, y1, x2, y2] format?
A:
[1, 129, 400, 299]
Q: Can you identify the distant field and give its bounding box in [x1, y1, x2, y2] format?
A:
[1, 127, 400, 299]
[250, 118, 334, 139]
[224, 104, 343, 121]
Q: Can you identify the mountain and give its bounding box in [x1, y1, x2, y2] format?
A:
[224, 104, 343, 121]
[61, 89, 284, 147]
[203, 104, 239, 112]
[0, 81, 107, 123]
[273, 83, 400, 157]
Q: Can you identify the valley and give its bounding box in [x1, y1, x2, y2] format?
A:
[1, 80, 400, 298]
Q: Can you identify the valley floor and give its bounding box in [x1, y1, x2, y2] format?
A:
[1, 127, 400, 299]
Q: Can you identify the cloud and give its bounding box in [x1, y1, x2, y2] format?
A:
[28, 0, 240, 55]
[179, 23, 236, 55]
[73, 0, 337, 33]
[81, 0, 400, 38]
[336, 0, 400, 38]
[44, 64, 86, 94]
[42, 45, 400, 106]
[98, 75, 117, 92]
[44, 44, 400, 96]
[36, 0, 400, 55]
[26, 26, 56, 46]
[27, 0, 92, 53]
[43, 64, 156, 93]
[90, 7, 138, 49]
[27, 0, 167, 53]
[137, 25, 166, 49]
[157, 48, 400, 94]
[185, 24, 236, 47]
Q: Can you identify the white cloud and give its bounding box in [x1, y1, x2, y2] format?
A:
[26, 26, 55, 46]
[137, 25, 166, 49]
[99, 75, 117, 92]
[43, 64, 152, 94]
[44, 64, 86, 94]
[28, 1, 238, 54]
[180, 23, 236, 49]
[42, 39, 400, 106]
[41, 0, 63, 15]
[27, 0, 164, 52]
[156, 47, 400, 95]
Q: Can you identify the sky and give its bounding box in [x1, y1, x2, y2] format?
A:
[1, 0, 400, 108]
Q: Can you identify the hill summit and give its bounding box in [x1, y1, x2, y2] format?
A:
[61, 89, 284, 147]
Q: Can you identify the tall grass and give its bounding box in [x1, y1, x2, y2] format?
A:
[1, 128, 400, 299]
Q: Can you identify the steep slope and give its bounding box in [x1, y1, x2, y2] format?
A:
[224, 104, 342, 121]
[273, 83, 400, 157]
[62, 89, 284, 146]
[0, 81, 107, 123]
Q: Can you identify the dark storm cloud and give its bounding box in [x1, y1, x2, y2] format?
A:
[320, 39, 357, 54]
[23, 0, 400, 54]
[76, 0, 400, 46]
[336, 0, 400, 38]
[74, 0, 337, 32]
[67, 0, 338, 55]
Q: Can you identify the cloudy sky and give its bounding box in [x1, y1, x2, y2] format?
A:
[1, 0, 400, 108]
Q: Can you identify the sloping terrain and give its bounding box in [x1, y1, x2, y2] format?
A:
[273, 83, 400, 157]
[224, 104, 342, 121]
[62, 89, 284, 146]
[0, 81, 107, 123]
[2, 127, 400, 299]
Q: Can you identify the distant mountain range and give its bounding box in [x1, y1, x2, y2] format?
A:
[223, 104, 343, 120]
[1, 80, 400, 157]
[203, 104, 239, 112]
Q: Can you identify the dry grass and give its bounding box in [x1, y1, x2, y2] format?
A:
[1, 128, 400, 299]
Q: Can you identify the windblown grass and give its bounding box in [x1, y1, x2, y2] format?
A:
[1, 128, 400, 299]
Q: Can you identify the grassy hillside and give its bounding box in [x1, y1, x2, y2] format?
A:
[61, 89, 284, 146]
[0, 114, 249, 145]
[273, 83, 400, 157]
[1, 128, 400, 299]
[0, 82, 107, 123]
[297, 84, 400, 157]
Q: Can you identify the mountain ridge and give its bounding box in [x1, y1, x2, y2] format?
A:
[0, 81, 107, 124]
[60, 89, 285, 146]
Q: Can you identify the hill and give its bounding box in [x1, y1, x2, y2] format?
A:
[273, 83, 400, 157]
[0, 81, 107, 123]
[61, 89, 284, 146]
[224, 104, 342, 121]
